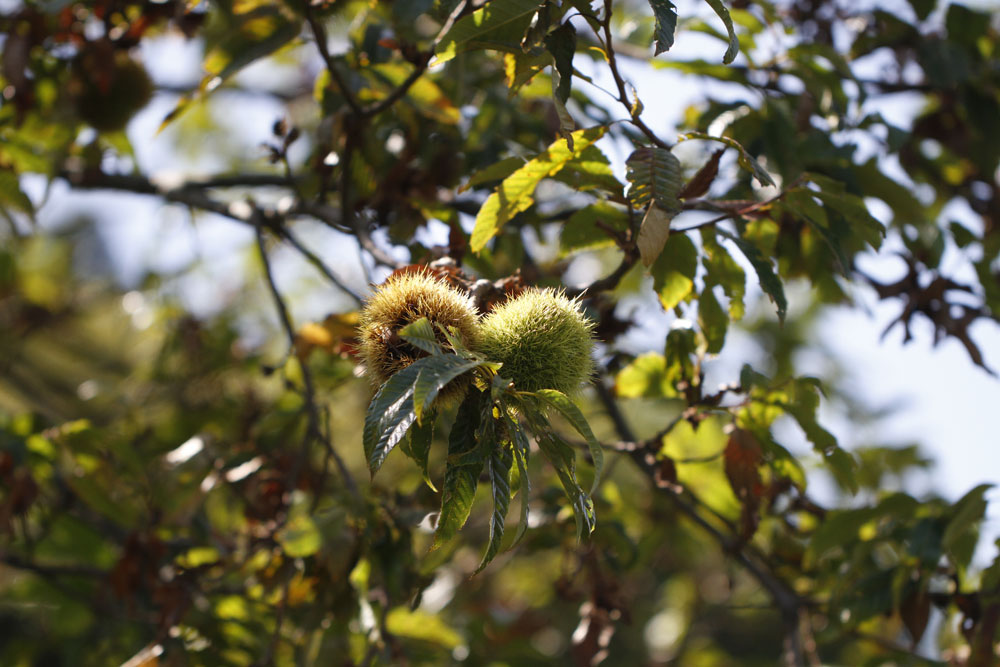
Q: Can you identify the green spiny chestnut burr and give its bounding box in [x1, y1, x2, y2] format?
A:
[479, 288, 595, 394]
[358, 270, 480, 401]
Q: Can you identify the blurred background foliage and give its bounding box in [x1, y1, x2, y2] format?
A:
[1, 0, 999, 665]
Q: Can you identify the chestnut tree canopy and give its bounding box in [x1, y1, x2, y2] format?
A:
[1, 0, 999, 665]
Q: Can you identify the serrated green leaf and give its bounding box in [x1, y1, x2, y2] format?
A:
[471, 125, 607, 252]
[433, 393, 486, 549]
[650, 232, 698, 310]
[434, 0, 544, 65]
[625, 146, 683, 212]
[533, 428, 595, 538]
[399, 317, 443, 356]
[476, 444, 514, 572]
[698, 285, 727, 354]
[407, 412, 437, 491]
[509, 425, 532, 548]
[533, 389, 604, 494]
[648, 0, 678, 55]
[718, 229, 786, 321]
[363, 363, 422, 474]
[702, 0, 740, 64]
[413, 356, 481, 421]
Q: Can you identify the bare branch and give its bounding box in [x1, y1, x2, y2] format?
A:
[254, 221, 361, 501]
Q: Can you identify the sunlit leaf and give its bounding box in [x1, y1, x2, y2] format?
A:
[435, 0, 545, 64]
[471, 125, 607, 251]
[650, 232, 698, 310]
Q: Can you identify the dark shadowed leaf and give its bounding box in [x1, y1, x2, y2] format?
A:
[533, 389, 604, 493]
[412, 355, 481, 420]
[545, 22, 576, 103]
[703, 0, 740, 64]
[433, 392, 487, 549]
[718, 229, 787, 321]
[648, 0, 678, 56]
[476, 443, 514, 572]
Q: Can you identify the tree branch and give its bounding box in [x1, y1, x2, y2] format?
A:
[254, 221, 361, 502]
[597, 0, 672, 150]
[592, 379, 813, 665]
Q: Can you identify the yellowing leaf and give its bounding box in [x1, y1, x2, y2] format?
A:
[471, 126, 607, 252]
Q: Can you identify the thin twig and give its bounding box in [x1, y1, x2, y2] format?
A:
[304, 7, 362, 115]
[592, 380, 811, 665]
[279, 225, 364, 304]
[254, 221, 361, 501]
[597, 0, 671, 150]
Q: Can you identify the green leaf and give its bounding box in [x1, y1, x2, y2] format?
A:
[943, 484, 992, 569]
[698, 285, 727, 354]
[471, 125, 607, 252]
[805, 507, 878, 564]
[163, 7, 299, 129]
[503, 411, 533, 548]
[461, 157, 525, 193]
[702, 0, 740, 64]
[434, 0, 544, 64]
[363, 363, 422, 475]
[650, 232, 698, 310]
[399, 317, 443, 356]
[0, 169, 34, 219]
[701, 230, 746, 320]
[553, 144, 624, 195]
[276, 514, 322, 558]
[413, 355, 481, 421]
[648, 0, 678, 56]
[545, 22, 576, 103]
[680, 132, 775, 187]
[364, 63, 460, 125]
[534, 428, 595, 538]
[433, 392, 486, 549]
[476, 444, 514, 572]
[511, 436, 532, 547]
[407, 413, 437, 491]
[559, 201, 629, 256]
[718, 229, 786, 321]
[615, 353, 670, 398]
[808, 174, 885, 249]
[907, 0, 935, 21]
[533, 389, 604, 494]
[385, 607, 462, 649]
[625, 146, 683, 212]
